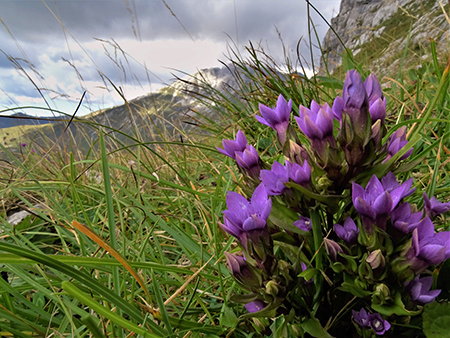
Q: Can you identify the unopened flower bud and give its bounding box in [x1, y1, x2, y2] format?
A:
[287, 140, 309, 164]
[372, 283, 391, 305]
[265, 280, 280, 297]
[324, 238, 343, 261]
[225, 252, 262, 290]
[366, 249, 385, 270]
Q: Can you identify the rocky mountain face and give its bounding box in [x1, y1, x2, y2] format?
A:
[321, 0, 449, 75]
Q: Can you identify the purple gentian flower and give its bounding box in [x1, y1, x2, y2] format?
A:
[352, 308, 370, 328]
[406, 275, 441, 304]
[21, 143, 27, 147]
[257, 94, 292, 145]
[295, 101, 336, 163]
[286, 160, 311, 186]
[235, 145, 261, 179]
[364, 74, 386, 124]
[244, 300, 265, 313]
[364, 74, 383, 102]
[381, 172, 415, 198]
[332, 96, 344, 121]
[383, 126, 413, 163]
[221, 183, 272, 248]
[324, 238, 343, 261]
[295, 101, 334, 141]
[260, 161, 290, 196]
[406, 217, 450, 273]
[368, 312, 391, 335]
[342, 70, 369, 138]
[352, 173, 414, 230]
[216, 130, 248, 159]
[334, 217, 359, 245]
[423, 192, 450, 218]
[391, 202, 422, 233]
[368, 97, 386, 124]
[294, 216, 312, 232]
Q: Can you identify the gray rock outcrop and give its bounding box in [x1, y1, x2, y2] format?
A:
[321, 0, 449, 75]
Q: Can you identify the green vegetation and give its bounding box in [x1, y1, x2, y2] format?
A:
[1, 7, 450, 338]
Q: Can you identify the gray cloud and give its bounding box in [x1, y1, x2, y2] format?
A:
[0, 0, 341, 116]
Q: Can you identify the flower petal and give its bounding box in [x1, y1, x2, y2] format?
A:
[373, 191, 393, 215]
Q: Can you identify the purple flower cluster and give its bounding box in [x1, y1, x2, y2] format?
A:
[216, 69, 450, 336]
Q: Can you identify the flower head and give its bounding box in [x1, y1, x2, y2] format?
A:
[21, 143, 27, 147]
[423, 192, 450, 218]
[368, 97, 386, 124]
[332, 96, 344, 121]
[286, 160, 311, 186]
[216, 130, 248, 159]
[342, 70, 369, 137]
[391, 202, 422, 233]
[381, 172, 415, 198]
[295, 101, 334, 141]
[352, 308, 369, 328]
[334, 217, 359, 245]
[364, 74, 383, 103]
[368, 312, 391, 335]
[383, 126, 413, 163]
[244, 300, 265, 313]
[260, 161, 289, 196]
[221, 183, 272, 248]
[235, 145, 261, 179]
[406, 275, 441, 304]
[364, 74, 387, 124]
[257, 94, 292, 144]
[295, 101, 337, 165]
[352, 173, 414, 230]
[406, 217, 450, 273]
[294, 216, 312, 232]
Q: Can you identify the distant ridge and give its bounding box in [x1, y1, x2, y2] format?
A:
[0, 112, 65, 129]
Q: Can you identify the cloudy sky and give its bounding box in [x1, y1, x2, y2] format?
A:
[0, 0, 341, 117]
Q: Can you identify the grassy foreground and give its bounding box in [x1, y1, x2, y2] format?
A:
[1, 19, 450, 338]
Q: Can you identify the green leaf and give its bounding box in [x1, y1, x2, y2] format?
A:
[220, 306, 238, 328]
[62, 281, 160, 337]
[284, 182, 341, 209]
[316, 76, 343, 89]
[423, 301, 450, 338]
[270, 315, 288, 338]
[372, 292, 422, 317]
[301, 317, 334, 338]
[298, 268, 319, 281]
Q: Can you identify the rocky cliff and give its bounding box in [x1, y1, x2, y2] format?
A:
[321, 0, 450, 75]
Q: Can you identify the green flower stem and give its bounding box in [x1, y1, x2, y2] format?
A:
[310, 209, 324, 314]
